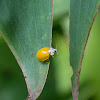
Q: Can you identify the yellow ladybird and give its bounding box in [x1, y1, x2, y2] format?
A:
[36, 47, 57, 61]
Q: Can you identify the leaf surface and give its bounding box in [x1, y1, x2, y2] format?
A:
[0, 0, 52, 100]
[69, 0, 100, 100]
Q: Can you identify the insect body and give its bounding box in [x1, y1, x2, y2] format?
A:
[36, 47, 57, 61]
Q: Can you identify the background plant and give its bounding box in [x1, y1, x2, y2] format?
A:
[0, 0, 100, 100]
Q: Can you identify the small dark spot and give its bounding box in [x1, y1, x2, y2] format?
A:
[24, 76, 27, 78]
[31, 53, 33, 57]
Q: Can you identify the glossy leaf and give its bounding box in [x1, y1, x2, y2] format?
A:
[0, 0, 52, 100]
[69, 0, 100, 100]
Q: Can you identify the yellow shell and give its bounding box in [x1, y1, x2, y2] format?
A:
[36, 47, 50, 61]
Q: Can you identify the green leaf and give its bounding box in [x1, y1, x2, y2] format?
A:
[69, 0, 99, 100]
[0, 0, 52, 100]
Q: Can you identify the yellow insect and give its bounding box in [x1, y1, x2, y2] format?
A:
[36, 47, 57, 61]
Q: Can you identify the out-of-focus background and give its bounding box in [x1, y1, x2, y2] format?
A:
[0, 0, 100, 100]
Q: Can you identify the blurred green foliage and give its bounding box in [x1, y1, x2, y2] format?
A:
[0, 0, 100, 100]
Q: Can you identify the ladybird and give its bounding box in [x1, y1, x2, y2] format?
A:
[36, 47, 57, 61]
